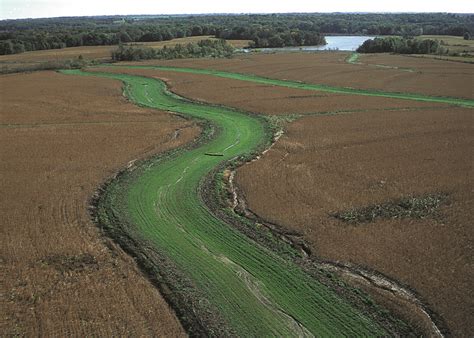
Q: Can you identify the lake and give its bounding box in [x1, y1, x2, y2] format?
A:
[247, 36, 375, 52]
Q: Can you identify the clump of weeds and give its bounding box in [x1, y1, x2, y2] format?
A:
[332, 193, 448, 224]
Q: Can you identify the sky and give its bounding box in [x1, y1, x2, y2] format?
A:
[1, 0, 473, 20]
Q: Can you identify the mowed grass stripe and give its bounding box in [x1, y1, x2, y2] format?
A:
[113, 64, 474, 107]
[61, 69, 385, 336]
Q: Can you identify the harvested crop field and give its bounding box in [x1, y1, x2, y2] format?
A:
[89, 64, 473, 334]
[54, 69, 401, 336]
[90, 66, 447, 114]
[0, 71, 201, 336]
[130, 51, 474, 99]
[2, 48, 471, 336]
[235, 107, 473, 336]
[0, 36, 249, 73]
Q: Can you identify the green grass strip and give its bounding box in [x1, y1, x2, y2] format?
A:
[60, 69, 386, 336]
[346, 52, 360, 64]
[110, 64, 474, 107]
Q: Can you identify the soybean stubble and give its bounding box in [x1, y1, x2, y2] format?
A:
[62, 69, 384, 336]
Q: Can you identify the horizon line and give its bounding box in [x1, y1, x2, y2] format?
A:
[2, 11, 473, 21]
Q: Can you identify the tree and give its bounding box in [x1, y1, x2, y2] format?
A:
[268, 35, 284, 47]
[117, 31, 132, 43]
[464, 32, 471, 40]
[0, 40, 13, 54]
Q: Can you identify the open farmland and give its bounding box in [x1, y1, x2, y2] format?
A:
[129, 51, 474, 99]
[0, 71, 201, 336]
[398, 35, 474, 63]
[62, 69, 393, 336]
[418, 34, 474, 60]
[0, 36, 249, 73]
[235, 108, 473, 336]
[2, 26, 472, 335]
[89, 66, 448, 114]
[421, 34, 474, 53]
[89, 61, 473, 335]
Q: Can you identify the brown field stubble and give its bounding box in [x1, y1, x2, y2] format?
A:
[0, 71, 200, 336]
[132, 51, 474, 99]
[0, 36, 250, 72]
[90, 66, 444, 114]
[235, 109, 473, 336]
[90, 65, 473, 334]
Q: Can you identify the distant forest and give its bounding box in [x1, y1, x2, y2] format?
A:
[0, 13, 473, 55]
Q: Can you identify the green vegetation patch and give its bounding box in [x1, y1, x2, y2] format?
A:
[61, 69, 388, 336]
[332, 193, 448, 224]
[346, 52, 360, 64]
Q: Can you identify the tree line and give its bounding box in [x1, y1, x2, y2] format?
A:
[218, 27, 325, 48]
[0, 13, 472, 55]
[357, 37, 442, 54]
[111, 39, 235, 61]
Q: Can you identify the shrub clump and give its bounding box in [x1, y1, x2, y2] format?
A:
[332, 193, 448, 224]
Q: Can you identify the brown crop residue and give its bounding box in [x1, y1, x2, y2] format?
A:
[92, 62, 472, 334]
[0, 36, 250, 72]
[132, 51, 474, 99]
[90, 66, 444, 114]
[235, 108, 473, 336]
[0, 71, 200, 336]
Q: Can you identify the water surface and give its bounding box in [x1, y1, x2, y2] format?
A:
[248, 35, 375, 52]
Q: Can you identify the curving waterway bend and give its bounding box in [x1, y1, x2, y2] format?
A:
[61, 69, 388, 336]
[112, 65, 474, 107]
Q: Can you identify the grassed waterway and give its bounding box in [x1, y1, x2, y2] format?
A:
[61, 68, 387, 336]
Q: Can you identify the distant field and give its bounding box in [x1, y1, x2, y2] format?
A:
[408, 54, 474, 63]
[90, 66, 446, 113]
[129, 51, 474, 99]
[0, 71, 197, 336]
[0, 36, 250, 72]
[411, 35, 474, 62]
[420, 35, 474, 54]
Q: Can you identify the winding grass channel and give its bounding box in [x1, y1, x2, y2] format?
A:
[111, 64, 474, 107]
[62, 69, 386, 336]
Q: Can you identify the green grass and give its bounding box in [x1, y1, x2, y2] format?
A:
[346, 52, 360, 64]
[419, 35, 474, 53]
[61, 69, 386, 336]
[105, 64, 474, 107]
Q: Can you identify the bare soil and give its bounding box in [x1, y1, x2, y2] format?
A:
[235, 108, 473, 336]
[90, 66, 444, 114]
[132, 51, 474, 99]
[0, 71, 200, 336]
